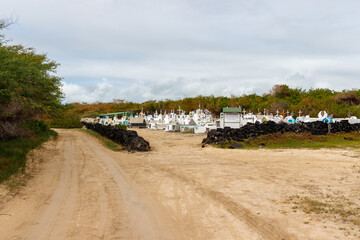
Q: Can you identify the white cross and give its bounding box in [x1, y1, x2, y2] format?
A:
[242, 109, 246, 115]
[276, 109, 279, 116]
[286, 110, 289, 116]
[298, 110, 302, 117]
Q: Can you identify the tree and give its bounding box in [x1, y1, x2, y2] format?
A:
[0, 19, 13, 39]
[0, 21, 63, 140]
[270, 84, 291, 98]
[335, 90, 360, 106]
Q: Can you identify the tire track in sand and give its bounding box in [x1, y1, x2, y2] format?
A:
[81, 132, 184, 240]
[25, 132, 78, 240]
[145, 163, 297, 240]
[67, 132, 133, 239]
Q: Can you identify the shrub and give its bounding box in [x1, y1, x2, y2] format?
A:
[23, 120, 48, 134]
[47, 111, 83, 128]
[115, 124, 127, 130]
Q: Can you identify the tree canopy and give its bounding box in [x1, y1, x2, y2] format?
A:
[0, 21, 63, 140]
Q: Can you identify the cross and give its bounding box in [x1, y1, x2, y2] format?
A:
[286, 110, 289, 116]
[298, 109, 302, 117]
[276, 109, 279, 116]
[178, 106, 181, 114]
[242, 109, 246, 115]
[281, 109, 285, 117]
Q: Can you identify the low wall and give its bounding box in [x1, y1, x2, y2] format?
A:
[202, 120, 360, 146]
[82, 122, 150, 152]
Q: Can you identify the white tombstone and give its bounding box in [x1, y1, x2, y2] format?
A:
[318, 111, 328, 119]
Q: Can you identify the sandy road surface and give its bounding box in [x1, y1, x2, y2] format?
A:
[0, 129, 359, 239]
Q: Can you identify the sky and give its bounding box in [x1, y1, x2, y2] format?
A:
[1, 0, 360, 103]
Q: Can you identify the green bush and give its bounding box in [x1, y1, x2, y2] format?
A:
[48, 111, 83, 128]
[115, 124, 127, 130]
[23, 120, 48, 134]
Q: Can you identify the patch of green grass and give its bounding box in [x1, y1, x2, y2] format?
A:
[79, 129, 123, 151]
[0, 129, 57, 183]
[217, 132, 360, 149]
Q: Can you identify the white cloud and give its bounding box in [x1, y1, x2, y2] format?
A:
[61, 78, 118, 103]
[2, 0, 360, 103]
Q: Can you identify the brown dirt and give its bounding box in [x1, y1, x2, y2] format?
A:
[0, 129, 359, 239]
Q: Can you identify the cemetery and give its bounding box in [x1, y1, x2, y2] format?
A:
[83, 106, 360, 135]
[83, 106, 218, 134]
[82, 105, 360, 150]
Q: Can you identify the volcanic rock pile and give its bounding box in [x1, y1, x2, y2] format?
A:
[202, 120, 360, 146]
[82, 122, 150, 152]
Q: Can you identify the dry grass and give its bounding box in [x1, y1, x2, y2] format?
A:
[288, 195, 360, 228]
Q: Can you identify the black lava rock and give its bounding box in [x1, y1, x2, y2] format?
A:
[202, 120, 360, 146]
[82, 122, 151, 152]
[229, 143, 243, 149]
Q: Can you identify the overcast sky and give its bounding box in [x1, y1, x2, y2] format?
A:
[1, 0, 360, 103]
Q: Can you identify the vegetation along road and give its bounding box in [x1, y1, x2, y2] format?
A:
[0, 129, 359, 239]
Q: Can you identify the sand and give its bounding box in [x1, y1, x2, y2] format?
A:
[0, 128, 359, 239]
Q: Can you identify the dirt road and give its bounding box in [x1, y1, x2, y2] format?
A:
[0, 129, 359, 239]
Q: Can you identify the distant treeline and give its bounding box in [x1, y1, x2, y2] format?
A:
[69, 85, 360, 118]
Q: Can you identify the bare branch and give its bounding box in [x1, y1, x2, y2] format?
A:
[0, 18, 16, 29]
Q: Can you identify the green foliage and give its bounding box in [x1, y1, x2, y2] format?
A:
[0, 44, 62, 108]
[115, 124, 127, 130]
[23, 120, 49, 134]
[0, 22, 63, 140]
[48, 109, 83, 128]
[0, 129, 57, 183]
